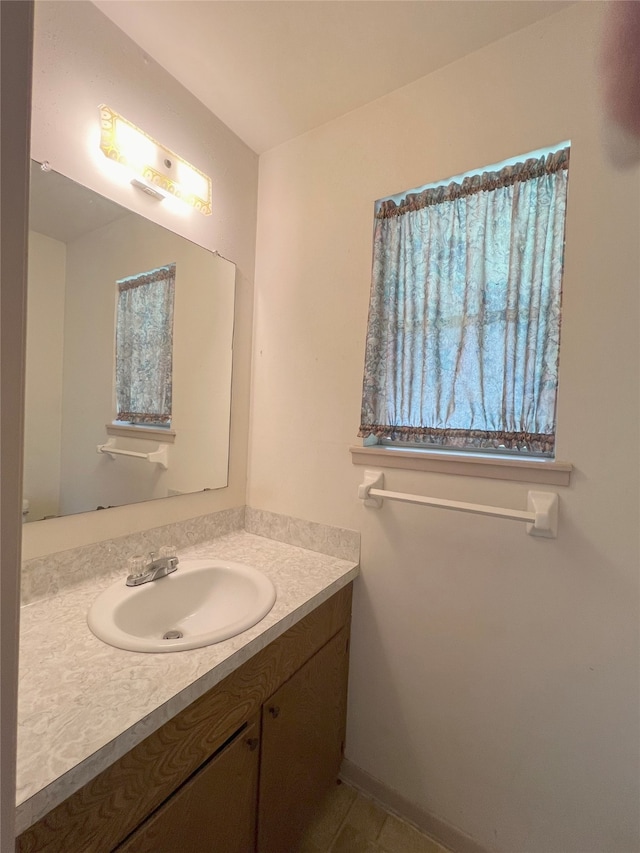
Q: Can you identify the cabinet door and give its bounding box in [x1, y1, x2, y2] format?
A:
[257, 627, 350, 853]
[115, 715, 260, 853]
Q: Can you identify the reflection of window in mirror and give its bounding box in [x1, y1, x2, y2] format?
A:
[115, 263, 175, 428]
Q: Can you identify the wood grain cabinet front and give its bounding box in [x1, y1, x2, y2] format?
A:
[258, 627, 349, 853]
[115, 715, 260, 853]
[17, 583, 352, 853]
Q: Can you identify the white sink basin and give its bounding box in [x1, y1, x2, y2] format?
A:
[87, 559, 276, 653]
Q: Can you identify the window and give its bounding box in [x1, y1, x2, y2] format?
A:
[115, 263, 176, 426]
[359, 145, 569, 458]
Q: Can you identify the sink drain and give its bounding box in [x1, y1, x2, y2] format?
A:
[163, 630, 183, 640]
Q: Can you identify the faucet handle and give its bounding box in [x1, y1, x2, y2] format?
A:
[127, 555, 146, 579]
[159, 544, 177, 560]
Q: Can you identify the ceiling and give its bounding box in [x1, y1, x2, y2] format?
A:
[92, 1, 573, 155]
[29, 162, 130, 243]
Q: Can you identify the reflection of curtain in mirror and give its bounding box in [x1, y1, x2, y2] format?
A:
[115, 264, 175, 425]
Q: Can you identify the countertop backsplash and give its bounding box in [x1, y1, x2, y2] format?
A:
[245, 507, 360, 563]
[20, 507, 246, 605]
[21, 506, 360, 606]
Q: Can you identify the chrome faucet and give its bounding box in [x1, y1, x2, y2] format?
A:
[126, 549, 179, 586]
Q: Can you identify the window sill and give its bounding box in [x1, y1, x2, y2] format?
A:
[106, 423, 176, 443]
[349, 444, 572, 486]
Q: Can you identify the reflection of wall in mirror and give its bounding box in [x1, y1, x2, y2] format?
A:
[24, 233, 67, 522]
[25, 214, 234, 520]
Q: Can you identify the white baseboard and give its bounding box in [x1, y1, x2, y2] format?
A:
[339, 758, 491, 853]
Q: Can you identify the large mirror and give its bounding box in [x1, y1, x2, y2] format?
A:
[24, 162, 235, 522]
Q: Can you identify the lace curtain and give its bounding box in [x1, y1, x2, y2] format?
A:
[115, 264, 175, 425]
[359, 148, 569, 455]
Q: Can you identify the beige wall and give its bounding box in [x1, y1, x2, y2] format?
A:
[250, 5, 639, 852]
[24, 231, 66, 521]
[26, 0, 258, 558]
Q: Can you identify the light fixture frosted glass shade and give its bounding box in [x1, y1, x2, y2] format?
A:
[99, 105, 212, 215]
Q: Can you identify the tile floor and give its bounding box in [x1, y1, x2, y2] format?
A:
[297, 780, 452, 853]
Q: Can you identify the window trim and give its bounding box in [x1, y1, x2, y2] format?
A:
[349, 444, 572, 486]
[106, 423, 176, 443]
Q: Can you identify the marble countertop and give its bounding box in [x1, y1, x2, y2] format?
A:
[17, 531, 359, 834]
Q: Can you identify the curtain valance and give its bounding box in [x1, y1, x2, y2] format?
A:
[377, 147, 569, 219]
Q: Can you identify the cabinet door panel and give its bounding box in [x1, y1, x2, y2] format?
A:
[115, 715, 260, 853]
[257, 627, 349, 853]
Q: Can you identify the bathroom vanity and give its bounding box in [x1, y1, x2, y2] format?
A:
[16, 530, 358, 852]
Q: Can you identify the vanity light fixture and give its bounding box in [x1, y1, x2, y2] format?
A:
[98, 105, 212, 215]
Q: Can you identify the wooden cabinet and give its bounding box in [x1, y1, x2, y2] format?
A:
[17, 584, 352, 853]
[115, 715, 260, 853]
[258, 628, 349, 853]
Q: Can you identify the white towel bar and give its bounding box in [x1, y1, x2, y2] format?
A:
[97, 438, 169, 470]
[358, 470, 558, 538]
